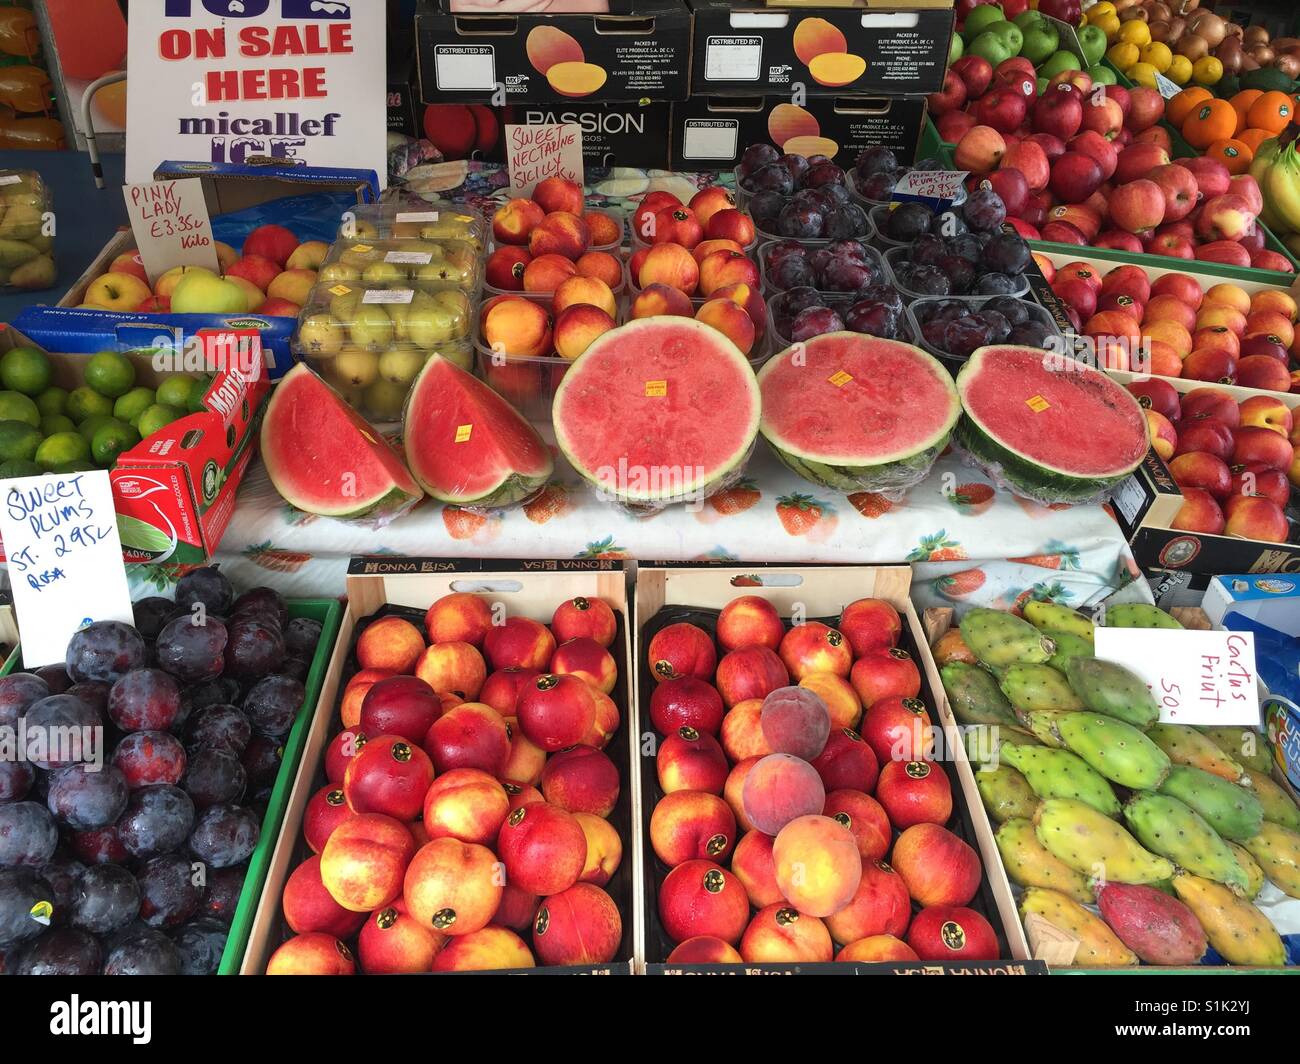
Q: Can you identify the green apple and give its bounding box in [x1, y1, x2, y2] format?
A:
[1087, 63, 1117, 85]
[949, 32, 964, 62]
[1020, 20, 1059, 64]
[170, 269, 246, 315]
[984, 21, 1023, 55]
[969, 29, 1014, 67]
[1038, 50, 1081, 78]
[1037, 76, 1049, 95]
[1013, 9, 1044, 30]
[1078, 24, 1107, 67]
[962, 3, 1005, 42]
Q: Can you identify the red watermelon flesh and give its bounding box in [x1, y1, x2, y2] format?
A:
[260, 364, 421, 520]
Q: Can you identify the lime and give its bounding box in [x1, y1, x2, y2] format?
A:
[91, 421, 141, 467]
[136, 403, 184, 440]
[83, 351, 137, 399]
[35, 431, 92, 473]
[0, 391, 40, 428]
[0, 458, 42, 478]
[113, 386, 156, 426]
[0, 347, 52, 396]
[77, 414, 119, 443]
[35, 386, 68, 418]
[155, 375, 195, 409]
[187, 374, 213, 413]
[67, 386, 114, 423]
[40, 414, 76, 437]
[0, 419, 42, 462]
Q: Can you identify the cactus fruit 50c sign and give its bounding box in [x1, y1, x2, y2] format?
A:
[125, 0, 385, 185]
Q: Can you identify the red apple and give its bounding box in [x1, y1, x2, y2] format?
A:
[1066, 130, 1118, 181]
[927, 69, 968, 117]
[1080, 96, 1124, 140]
[953, 125, 1007, 174]
[1006, 217, 1041, 239]
[973, 86, 1028, 134]
[1040, 220, 1088, 245]
[950, 55, 994, 99]
[936, 110, 978, 144]
[1027, 132, 1066, 161]
[1110, 179, 1166, 235]
[1195, 241, 1253, 268]
[986, 168, 1029, 217]
[1149, 233, 1195, 259]
[1106, 83, 1132, 118]
[1048, 152, 1104, 204]
[1147, 164, 1199, 222]
[1113, 142, 1171, 185]
[1252, 250, 1295, 273]
[1021, 188, 1053, 228]
[1229, 174, 1264, 216]
[1176, 156, 1231, 202]
[1032, 84, 1084, 141]
[1125, 87, 1165, 132]
[1195, 195, 1257, 242]
[1047, 203, 1102, 241]
[1000, 140, 1051, 191]
[1095, 230, 1144, 252]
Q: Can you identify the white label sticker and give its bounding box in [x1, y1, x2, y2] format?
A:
[704, 35, 763, 81]
[385, 251, 433, 265]
[435, 46, 496, 91]
[396, 211, 440, 223]
[0, 175, 21, 186]
[362, 289, 414, 304]
[680, 119, 740, 161]
[1155, 72, 1182, 99]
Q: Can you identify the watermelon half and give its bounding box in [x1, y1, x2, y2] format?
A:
[758, 332, 961, 493]
[552, 317, 761, 507]
[954, 346, 1150, 504]
[403, 355, 553, 507]
[261, 364, 422, 520]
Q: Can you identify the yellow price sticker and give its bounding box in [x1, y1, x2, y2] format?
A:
[454, 424, 473, 443]
[645, 380, 668, 397]
[328, 284, 352, 296]
[352, 244, 373, 253]
[1026, 395, 1051, 413]
[828, 370, 853, 387]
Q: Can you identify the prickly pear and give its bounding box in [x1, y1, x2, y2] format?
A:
[1242, 822, 1300, 899]
[1057, 713, 1171, 790]
[1034, 798, 1175, 884]
[976, 762, 1040, 823]
[1000, 663, 1083, 712]
[1171, 872, 1285, 967]
[1045, 630, 1094, 674]
[1001, 743, 1121, 818]
[1226, 842, 1265, 900]
[996, 817, 1095, 904]
[1064, 657, 1160, 731]
[1146, 724, 1243, 783]
[1095, 882, 1207, 966]
[1024, 601, 1095, 642]
[959, 607, 1055, 668]
[1123, 793, 1249, 895]
[1101, 603, 1182, 630]
[940, 661, 1019, 729]
[963, 723, 1040, 765]
[1241, 767, 1300, 831]
[1158, 765, 1264, 842]
[1016, 708, 1073, 748]
[931, 627, 977, 666]
[1018, 887, 1138, 967]
[1199, 726, 1274, 774]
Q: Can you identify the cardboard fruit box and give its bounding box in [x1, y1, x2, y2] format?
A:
[633, 563, 1036, 974]
[0, 324, 270, 566]
[241, 557, 639, 976]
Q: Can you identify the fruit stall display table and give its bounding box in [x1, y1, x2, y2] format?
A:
[128, 446, 1148, 614]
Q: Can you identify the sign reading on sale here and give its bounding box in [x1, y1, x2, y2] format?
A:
[1093, 628, 1261, 727]
[123, 177, 221, 283]
[505, 123, 584, 200]
[126, 1, 385, 184]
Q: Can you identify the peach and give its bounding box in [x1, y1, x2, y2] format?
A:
[1183, 388, 1240, 428]
[575, 811, 623, 886]
[403, 837, 502, 936]
[650, 676, 725, 737]
[1143, 319, 1192, 359]
[343, 734, 435, 821]
[522, 252, 578, 294]
[479, 668, 541, 717]
[534, 175, 584, 216]
[1234, 425, 1295, 472]
[638, 242, 699, 294]
[425, 592, 493, 647]
[1251, 289, 1298, 321]
[1191, 326, 1240, 360]
[799, 673, 862, 730]
[1145, 341, 1184, 378]
[356, 616, 425, 674]
[357, 898, 446, 974]
[658, 860, 750, 945]
[574, 250, 622, 290]
[713, 282, 768, 335]
[890, 823, 982, 907]
[1237, 355, 1293, 392]
[533, 882, 622, 965]
[778, 622, 852, 681]
[553, 274, 616, 318]
[698, 249, 760, 297]
[266, 933, 355, 975]
[838, 934, 919, 962]
[1146, 410, 1178, 461]
[742, 753, 827, 836]
[486, 245, 532, 291]
[497, 802, 587, 896]
[724, 757, 761, 832]
[283, 854, 367, 938]
[585, 690, 620, 749]
[730, 829, 784, 908]
[1240, 395, 1294, 436]
[1205, 282, 1250, 316]
[821, 789, 892, 861]
[860, 695, 934, 765]
[740, 904, 834, 962]
[720, 699, 772, 762]
[529, 211, 590, 260]
[501, 716, 547, 786]
[516, 673, 597, 751]
[850, 648, 922, 708]
[1225, 494, 1290, 542]
[760, 685, 831, 760]
[340, 671, 391, 728]
[360, 675, 444, 745]
[1151, 271, 1204, 309]
[540, 746, 620, 816]
[650, 790, 737, 867]
[695, 297, 756, 355]
[423, 702, 511, 776]
[320, 812, 417, 912]
[667, 936, 743, 963]
[692, 238, 746, 265]
[1142, 294, 1197, 333]
[422, 768, 510, 845]
[716, 595, 784, 652]
[875, 758, 953, 828]
[551, 596, 617, 646]
[550, 636, 617, 693]
[1169, 452, 1232, 499]
[650, 205, 704, 248]
[482, 295, 553, 358]
[493, 198, 546, 246]
[414, 641, 486, 700]
[1172, 487, 1225, 534]
[431, 925, 534, 971]
[303, 784, 352, 853]
[1197, 304, 1247, 336]
[485, 617, 557, 671]
[705, 208, 756, 247]
[583, 212, 622, 248]
[824, 857, 911, 945]
[772, 814, 862, 917]
[630, 282, 695, 319]
[657, 725, 729, 795]
[809, 727, 878, 793]
[716, 646, 789, 708]
[689, 186, 736, 228]
[647, 622, 716, 682]
[1182, 347, 1237, 384]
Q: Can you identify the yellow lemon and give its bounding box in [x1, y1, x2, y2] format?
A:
[1107, 41, 1140, 69]
[1139, 41, 1173, 73]
[1093, 13, 1122, 39]
[1091, 1, 1117, 16]
[1166, 55, 1192, 85]
[1127, 62, 1159, 89]
[1118, 20, 1151, 47]
[1192, 55, 1224, 86]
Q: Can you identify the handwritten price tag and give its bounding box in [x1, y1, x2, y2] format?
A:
[0, 472, 134, 668]
[1093, 628, 1260, 726]
[891, 169, 969, 211]
[123, 178, 221, 284]
[505, 123, 583, 199]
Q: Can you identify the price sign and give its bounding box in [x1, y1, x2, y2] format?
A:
[1093, 628, 1261, 726]
[890, 169, 969, 211]
[123, 178, 221, 284]
[505, 123, 584, 199]
[0, 472, 134, 669]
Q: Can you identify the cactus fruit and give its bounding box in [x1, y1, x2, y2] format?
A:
[1000, 663, 1083, 713]
[1101, 604, 1182, 630]
[1158, 765, 1264, 843]
[1095, 882, 1208, 966]
[1123, 793, 1250, 895]
[996, 817, 1095, 904]
[963, 724, 1040, 765]
[1057, 714, 1171, 790]
[1018, 887, 1138, 967]
[1016, 709, 1074, 749]
[940, 662, 1019, 729]
[1241, 767, 1300, 832]
[1199, 727, 1274, 775]
[1045, 630, 1094, 675]
[976, 762, 1041, 823]
[1002, 743, 1121, 818]
[1034, 798, 1175, 884]
[1064, 657, 1160, 731]
[1226, 842, 1265, 900]
[1146, 724, 1244, 783]
[1024, 601, 1096, 642]
[1242, 822, 1300, 899]
[1171, 872, 1285, 967]
[959, 608, 1055, 668]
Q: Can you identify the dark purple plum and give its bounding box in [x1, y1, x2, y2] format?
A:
[155, 616, 228, 684]
[241, 734, 283, 791]
[977, 309, 1012, 344]
[975, 272, 1021, 295]
[886, 202, 934, 242]
[854, 146, 897, 177]
[768, 253, 817, 291]
[930, 210, 969, 238]
[765, 240, 805, 268]
[200, 865, 245, 926]
[857, 170, 900, 201]
[283, 618, 322, 660]
[914, 156, 944, 171]
[844, 300, 900, 339]
[107, 668, 182, 732]
[985, 296, 1030, 325]
[806, 153, 832, 167]
[34, 666, 71, 694]
[921, 320, 949, 349]
[173, 917, 228, 975]
[277, 658, 310, 683]
[947, 235, 983, 266]
[69, 824, 129, 866]
[136, 854, 202, 929]
[747, 163, 795, 196]
[0, 868, 55, 948]
[962, 187, 1007, 232]
[181, 748, 246, 809]
[181, 677, 242, 719]
[72, 864, 140, 934]
[981, 233, 1030, 276]
[232, 586, 288, 627]
[103, 926, 182, 974]
[132, 597, 175, 641]
[943, 318, 995, 358]
[223, 619, 285, 682]
[805, 162, 846, 188]
[22, 693, 100, 771]
[175, 565, 235, 616]
[66, 681, 111, 717]
[0, 673, 48, 728]
[738, 142, 780, 180]
[17, 926, 102, 974]
[0, 802, 57, 867]
[772, 287, 824, 336]
[188, 804, 259, 870]
[748, 190, 783, 226]
[779, 153, 810, 185]
[117, 785, 194, 859]
[66, 622, 147, 684]
[926, 299, 973, 324]
[821, 183, 851, 207]
[777, 203, 824, 239]
[937, 254, 976, 294]
[902, 263, 951, 297]
[37, 853, 84, 916]
[822, 258, 875, 293]
[0, 759, 33, 802]
[113, 730, 187, 789]
[242, 675, 305, 738]
[826, 240, 869, 263]
[47, 765, 128, 831]
[807, 247, 832, 279]
[910, 233, 948, 268]
[790, 305, 845, 342]
[857, 283, 904, 315]
[1009, 320, 1055, 347]
[823, 205, 869, 239]
[185, 705, 251, 755]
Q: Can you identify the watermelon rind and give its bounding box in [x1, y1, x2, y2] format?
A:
[954, 346, 1149, 505]
[260, 364, 422, 521]
[757, 333, 961, 495]
[403, 354, 553, 508]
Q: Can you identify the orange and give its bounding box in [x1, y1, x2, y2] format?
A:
[1166, 86, 1213, 128]
[1246, 91, 1293, 135]
[1229, 89, 1263, 134]
[1206, 139, 1253, 175]
[1182, 99, 1237, 149]
[1238, 127, 1276, 154]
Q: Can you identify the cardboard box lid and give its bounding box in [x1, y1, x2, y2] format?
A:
[153, 160, 381, 217]
[691, 0, 955, 14]
[421, 0, 689, 26]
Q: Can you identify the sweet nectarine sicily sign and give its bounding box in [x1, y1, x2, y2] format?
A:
[124, 0, 385, 185]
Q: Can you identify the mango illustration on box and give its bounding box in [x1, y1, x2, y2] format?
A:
[766, 103, 839, 161]
[793, 17, 866, 89]
[524, 26, 607, 98]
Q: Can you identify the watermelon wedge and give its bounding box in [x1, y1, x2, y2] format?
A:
[552, 317, 761, 508]
[954, 346, 1150, 504]
[403, 355, 553, 507]
[260, 364, 422, 520]
[758, 333, 961, 493]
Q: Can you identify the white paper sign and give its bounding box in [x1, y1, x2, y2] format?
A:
[1155, 72, 1182, 99]
[1093, 628, 1261, 726]
[892, 169, 969, 209]
[123, 178, 221, 284]
[505, 123, 584, 199]
[125, 1, 386, 186]
[0, 472, 134, 669]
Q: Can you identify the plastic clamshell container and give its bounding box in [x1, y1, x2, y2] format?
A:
[321, 237, 482, 293]
[765, 289, 918, 351]
[0, 168, 55, 293]
[484, 248, 630, 301]
[883, 246, 1030, 302]
[756, 238, 888, 298]
[905, 295, 1061, 370]
[338, 201, 488, 251]
[753, 203, 876, 249]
